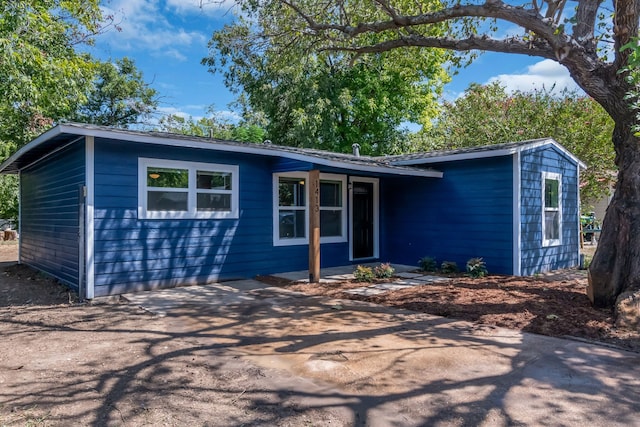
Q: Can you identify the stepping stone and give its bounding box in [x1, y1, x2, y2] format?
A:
[413, 275, 450, 283]
[396, 272, 424, 279]
[325, 274, 354, 280]
[390, 279, 426, 286]
[343, 287, 387, 296]
[374, 283, 415, 291]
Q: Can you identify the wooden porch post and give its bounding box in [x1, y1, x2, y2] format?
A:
[308, 169, 320, 283]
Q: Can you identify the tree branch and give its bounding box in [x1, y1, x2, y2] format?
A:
[282, 0, 563, 45]
[321, 33, 557, 60]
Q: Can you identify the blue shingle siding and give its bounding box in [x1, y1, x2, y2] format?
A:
[520, 145, 580, 275]
[20, 143, 85, 289]
[382, 156, 514, 274]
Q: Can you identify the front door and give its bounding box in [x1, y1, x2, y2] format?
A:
[351, 178, 378, 259]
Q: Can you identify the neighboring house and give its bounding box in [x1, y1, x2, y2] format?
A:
[0, 123, 585, 298]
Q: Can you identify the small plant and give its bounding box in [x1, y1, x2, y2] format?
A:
[440, 261, 459, 274]
[466, 257, 488, 278]
[353, 265, 374, 282]
[418, 256, 437, 272]
[374, 262, 395, 278]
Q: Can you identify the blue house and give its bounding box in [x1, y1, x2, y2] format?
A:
[0, 123, 585, 298]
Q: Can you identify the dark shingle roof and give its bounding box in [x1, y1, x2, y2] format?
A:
[0, 123, 443, 178]
[382, 138, 586, 168]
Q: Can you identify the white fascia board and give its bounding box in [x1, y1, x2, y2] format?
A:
[0, 126, 64, 173]
[391, 138, 587, 170]
[393, 147, 521, 165]
[53, 125, 443, 178]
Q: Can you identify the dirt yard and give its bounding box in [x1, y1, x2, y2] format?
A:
[2, 241, 639, 426]
[0, 242, 349, 426]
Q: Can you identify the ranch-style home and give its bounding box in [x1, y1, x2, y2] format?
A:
[0, 123, 585, 298]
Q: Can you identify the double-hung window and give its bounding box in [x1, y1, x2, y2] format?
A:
[273, 172, 347, 246]
[139, 158, 239, 219]
[542, 171, 562, 246]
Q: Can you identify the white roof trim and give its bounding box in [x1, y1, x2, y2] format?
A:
[391, 138, 587, 170]
[1, 124, 443, 179]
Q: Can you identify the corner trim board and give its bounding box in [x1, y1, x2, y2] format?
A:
[512, 153, 521, 275]
[85, 136, 95, 299]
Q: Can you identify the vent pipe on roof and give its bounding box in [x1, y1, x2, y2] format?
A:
[352, 143, 361, 157]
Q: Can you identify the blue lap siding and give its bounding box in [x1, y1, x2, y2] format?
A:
[92, 138, 350, 296]
[20, 143, 85, 289]
[520, 145, 580, 275]
[382, 156, 514, 274]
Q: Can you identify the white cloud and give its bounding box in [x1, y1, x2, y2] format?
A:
[213, 110, 242, 123]
[100, 0, 207, 59]
[165, 0, 237, 16]
[486, 59, 582, 94]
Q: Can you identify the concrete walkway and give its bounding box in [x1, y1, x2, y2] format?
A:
[123, 278, 640, 427]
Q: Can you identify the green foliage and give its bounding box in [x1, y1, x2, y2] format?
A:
[158, 114, 266, 143]
[0, 0, 102, 156]
[0, 175, 18, 224]
[440, 261, 459, 274]
[619, 38, 640, 136]
[418, 256, 438, 272]
[203, 1, 451, 155]
[373, 263, 395, 279]
[71, 57, 159, 127]
[417, 83, 616, 206]
[353, 265, 374, 282]
[466, 257, 488, 278]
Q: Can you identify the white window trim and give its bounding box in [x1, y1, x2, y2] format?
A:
[319, 173, 348, 244]
[542, 171, 562, 247]
[272, 172, 348, 246]
[138, 158, 239, 220]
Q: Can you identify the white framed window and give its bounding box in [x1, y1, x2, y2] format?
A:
[273, 172, 347, 246]
[138, 158, 239, 220]
[542, 171, 562, 247]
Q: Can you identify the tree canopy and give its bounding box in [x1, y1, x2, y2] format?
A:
[0, 1, 156, 223]
[203, 1, 450, 155]
[71, 57, 159, 127]
[0, 0, 102, 156]
[418, 82, 615, 206]
[158, 114, 267, 143]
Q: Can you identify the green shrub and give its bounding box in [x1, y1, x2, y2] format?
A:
[353, 265, 374, 282]
[418, 256, 437, 272]
[374, 262, 395, 278]
[440, 261, 459, 274]
[466, 257, 488, 278]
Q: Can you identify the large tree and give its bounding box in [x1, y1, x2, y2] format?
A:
[203, 2, 450, 155]
[158, 113, 267, 143]
[420, 82, 615, 207]
[0, 0, 104, 223]
[249, 0, 640, 309]
[0, 0, 102, 156]
[71, 57, 159, 127]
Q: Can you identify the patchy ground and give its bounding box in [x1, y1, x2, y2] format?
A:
[263, 266, 640, 353]
[2, 241, 640, 426]
[0, 243, 349, 426]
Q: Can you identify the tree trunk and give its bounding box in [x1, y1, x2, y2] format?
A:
[587, 121, 640, 307]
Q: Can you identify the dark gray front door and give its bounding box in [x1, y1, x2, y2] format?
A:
[352, 181, 374, 259]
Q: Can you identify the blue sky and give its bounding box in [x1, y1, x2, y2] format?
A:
[92, 0, 581, 125]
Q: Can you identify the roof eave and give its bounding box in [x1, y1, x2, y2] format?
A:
[1, 123, 443, 179]
[389, 138, 587, 170]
